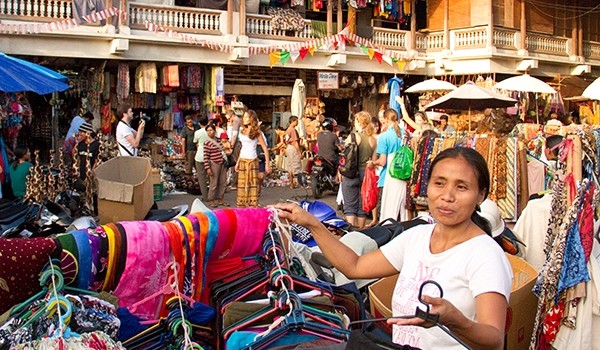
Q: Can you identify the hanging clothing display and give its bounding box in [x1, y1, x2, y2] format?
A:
[135, 63, 158, 94]
[116, 63, 130, 99]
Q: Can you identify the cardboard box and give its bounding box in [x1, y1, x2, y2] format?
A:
[94, 157, 154, 224]
[367, 255, 538, 349]
[368, 274, 398, 334]
[506, 254, 538, 350]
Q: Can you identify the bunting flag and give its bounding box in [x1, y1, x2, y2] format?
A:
[290, 50, 300, 63]
[373, 51, 383, 64]
[299, 47, 309, 60]
[269, 51, 281, 67]
[367, 48, 375, 60]
[396, 60, 407, 71]
[308, 47, 315, 56]
[0, 7, 123, 34]
[144, 21, 233, 53]
[280, 51, 291, 65]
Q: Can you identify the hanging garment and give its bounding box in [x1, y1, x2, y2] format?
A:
[388, 76, 404, 119]
[116, 63, 130, 99]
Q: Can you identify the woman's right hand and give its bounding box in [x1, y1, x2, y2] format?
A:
[234, 162, 239, 172]
[272, 202, 320, 230]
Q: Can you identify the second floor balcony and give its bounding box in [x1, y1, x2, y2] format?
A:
[1, 0, 599, 68]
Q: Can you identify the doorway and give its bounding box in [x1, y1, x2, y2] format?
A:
[320, 97, 350, 127]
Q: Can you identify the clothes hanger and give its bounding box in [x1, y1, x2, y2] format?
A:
[129, 262, 195, 314]
[239, 291, 349, 350]
[349, 280, 472, 350]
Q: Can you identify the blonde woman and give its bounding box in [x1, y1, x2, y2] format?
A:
[235, 110, 271, 207]
[341, 111, 377, 229]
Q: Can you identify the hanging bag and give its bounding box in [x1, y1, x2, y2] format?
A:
[388, 145, 414, 180]
[361, 166, 379, 212]
[339, 133, 359, 179]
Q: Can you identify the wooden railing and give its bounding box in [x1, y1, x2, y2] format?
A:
[526, 34, 569, 55]
[246, 13, 314, 40]
[371, 27, 407, 49]
[583, 41, 600, 60]
[129, 3, 221, 34]
[415, 32, 427, 50]
[0, 0, 71, 21]
[493, 28, 517, 49]
[453, 26, 487, 49]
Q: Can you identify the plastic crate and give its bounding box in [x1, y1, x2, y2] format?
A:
[153, 183, 163, 202]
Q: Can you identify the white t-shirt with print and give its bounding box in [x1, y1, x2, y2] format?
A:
[380, 224, 512, 350]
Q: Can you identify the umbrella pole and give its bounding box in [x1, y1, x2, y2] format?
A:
[468, 107, 471, 133]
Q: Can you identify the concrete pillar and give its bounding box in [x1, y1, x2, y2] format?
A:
[327, 0, 333, 37]
[444, 0, 449, 50]
[240, 0, 246, 36]
[227, 0, 233, 35]
[337, 0, 343, 33]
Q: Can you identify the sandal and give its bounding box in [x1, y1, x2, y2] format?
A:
[218, 201, 230, 207]
[210, 202, 218, 208]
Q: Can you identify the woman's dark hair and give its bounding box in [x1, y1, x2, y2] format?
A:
[428, 147, 492, 236]
[205, 123, 216, 132]
[12, 146, 28, 170]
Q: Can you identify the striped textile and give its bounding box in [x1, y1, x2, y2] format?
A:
[497, 137, 517, 221]
[237, 158, 260, 207]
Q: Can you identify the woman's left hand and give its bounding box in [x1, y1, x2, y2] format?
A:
[386, 295, 464, 329]
[265, 163, 272, 174]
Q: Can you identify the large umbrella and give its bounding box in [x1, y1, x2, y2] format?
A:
[291, 79, 306, 137]
[494, 74, 556, 94]
[582, 77, 600, 101]
[405, 78, 457, 93]
[0, 52, 69, 94]
[425, 81, 517, 131]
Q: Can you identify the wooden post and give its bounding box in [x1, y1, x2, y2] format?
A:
[578, 16, 583, 57]
[327, 0, 333, 37]
[240, 0, 246, 36]
[520, 0, 526, 51]
[227, 0, 233, 35]
[488, 0, 494, 49]
[337, 0, 343, 33]
[410, 0, 416, 51]
[444, 0, 449, 50]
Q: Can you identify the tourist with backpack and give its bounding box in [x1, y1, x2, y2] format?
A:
[368, 108, 408, 222]
[340, 111, 377, 229]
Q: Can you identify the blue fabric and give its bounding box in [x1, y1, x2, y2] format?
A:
[0, 52, 69, 94]
[203, 210, 219, 265]
[117, 307, 149, 341]
[375, 128, 402, 187]
[72, 230, 92, 289]
[387, 77, 403, 117]
[557, 220, 590, 299]
[66, 116, 85, 139]
[0, 138, 10, 184]
[187, 302, 216, 325]
[226, 330, 318, 349]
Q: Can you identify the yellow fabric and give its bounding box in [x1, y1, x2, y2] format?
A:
[237, 158, 260, 207]
[102, 225, 116, 292]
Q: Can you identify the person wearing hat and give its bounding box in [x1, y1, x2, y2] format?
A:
[75, 122, 99, 183]
[63, 111, 94, 156]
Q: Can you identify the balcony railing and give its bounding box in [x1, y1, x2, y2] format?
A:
[526, 34, 569, 56]
[493, 28, 517, 49]
[129, 3, 221, 34]
[426, 31, 445, 51]
[371, 27, 407, 49]
[246, 13, 314, 40]
[453, 27, 488, 49]
[0, 0, 71, 21]
[583, 41, 600, 60]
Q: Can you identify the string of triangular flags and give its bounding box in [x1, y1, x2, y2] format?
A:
[145, 22, 234, 52]
[0, 7, 123, 34]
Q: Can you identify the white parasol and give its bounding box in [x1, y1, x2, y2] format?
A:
[494, 74, 556, 94]
[405, 78, 457, 93]
[582, 77, 600, 101]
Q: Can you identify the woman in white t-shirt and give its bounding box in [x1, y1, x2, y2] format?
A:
[276, 147, 512, 350]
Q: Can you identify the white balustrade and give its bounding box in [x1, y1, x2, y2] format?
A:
[0, 0, 71, 19]
[246, 13, 314, 39]
[453, 27, 487, 49]
[129, 2, 221, 34]
[415, 32, 427, 50]
[427, 32, 445, 51]
[372, 27, 407, 49]
[493, 28, 516, 49]
[526, 34, 568, 55]
[583, 41, 600, 60]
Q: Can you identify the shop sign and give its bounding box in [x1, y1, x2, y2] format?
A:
[317, 72, 339, 90]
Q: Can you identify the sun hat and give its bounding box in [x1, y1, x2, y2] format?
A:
[479, 199, 505, 238]
[219, 132, 229, 139]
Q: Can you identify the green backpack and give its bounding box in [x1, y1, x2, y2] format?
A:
[389, 145, 414, 180]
